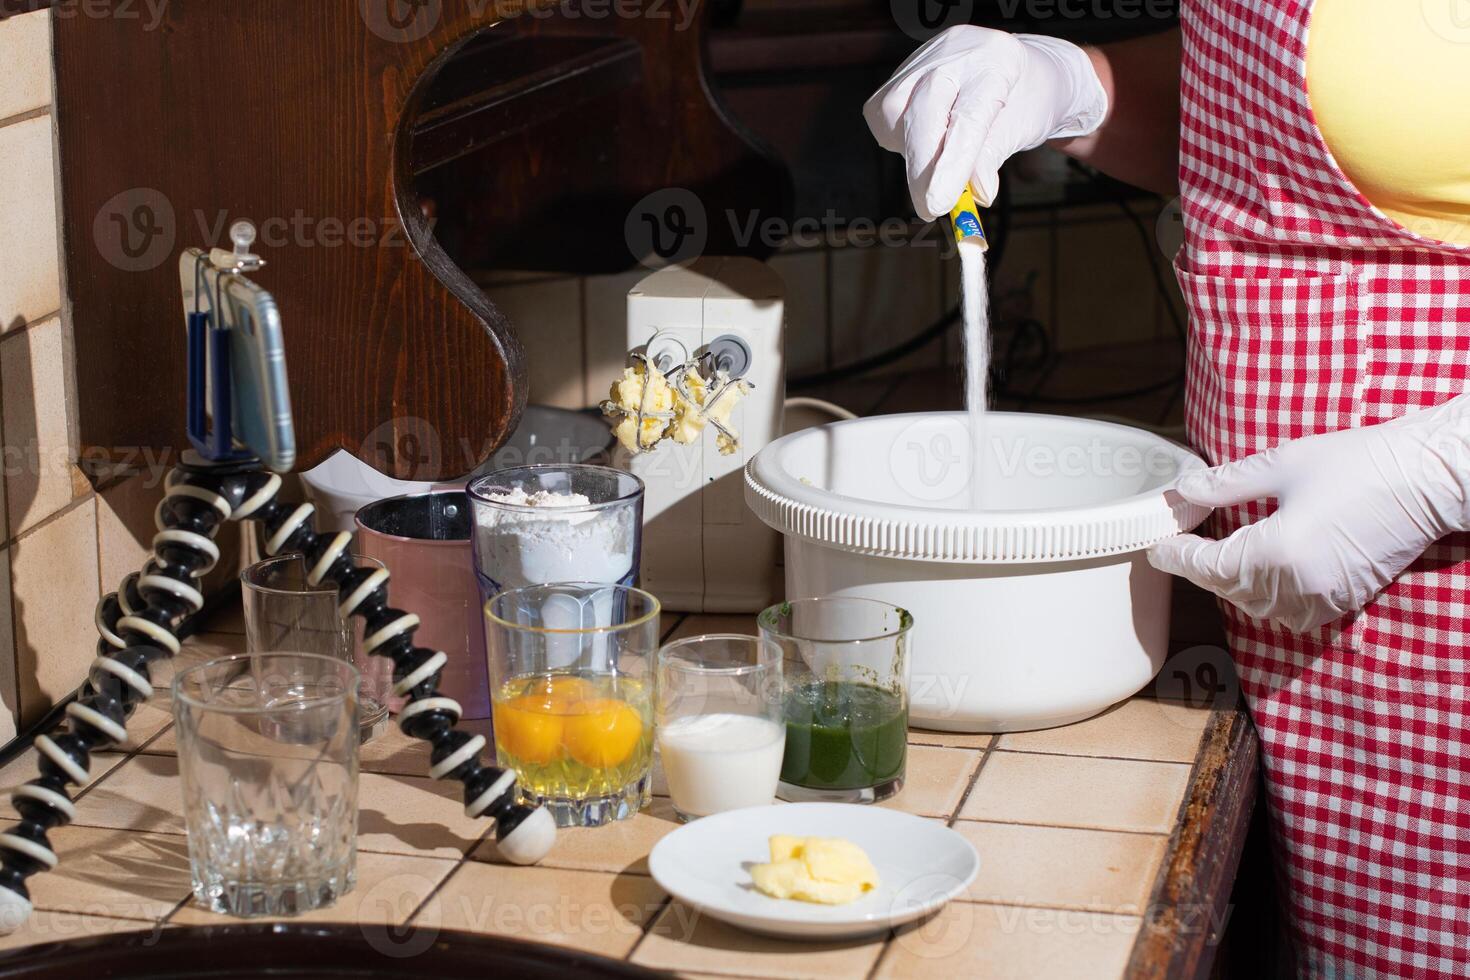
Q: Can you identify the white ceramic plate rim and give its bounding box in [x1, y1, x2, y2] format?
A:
[647, 803, 980, 937]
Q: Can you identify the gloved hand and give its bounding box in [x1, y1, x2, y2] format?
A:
[1148, 396, 1470, 633]
[863, 26, 1108, 220]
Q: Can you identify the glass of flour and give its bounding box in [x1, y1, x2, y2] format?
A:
[467, 464, 644, 605]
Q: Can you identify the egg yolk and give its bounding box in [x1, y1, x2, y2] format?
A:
[562, 699, 644, 768]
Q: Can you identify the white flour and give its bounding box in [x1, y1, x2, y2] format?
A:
[959, 240, 990, 507]
[476, 489, 635, 589]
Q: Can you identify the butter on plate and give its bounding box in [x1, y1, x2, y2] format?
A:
[749, 835, 880, 905]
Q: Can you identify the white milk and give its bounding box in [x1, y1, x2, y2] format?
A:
[657, 713, 786, 818]
[958, 240, 990, 506]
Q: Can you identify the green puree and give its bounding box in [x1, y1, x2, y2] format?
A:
[781, 680, 907, 790]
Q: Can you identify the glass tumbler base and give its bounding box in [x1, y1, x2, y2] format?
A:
[522, 774, 651, 828]
[776, 776, 904, 805]
[193, 864, 356, 918]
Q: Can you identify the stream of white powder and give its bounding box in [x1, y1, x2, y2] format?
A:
[958, 240, 990, 507]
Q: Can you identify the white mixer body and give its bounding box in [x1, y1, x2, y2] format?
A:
[785, 542, 1170, 731]
[746, 411, 1212, 732]
[625, 257, 785, 613]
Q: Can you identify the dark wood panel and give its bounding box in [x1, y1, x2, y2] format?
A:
[56, 1, 789, 477]
[57, 1, 531, 479]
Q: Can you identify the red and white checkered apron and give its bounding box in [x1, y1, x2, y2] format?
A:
[1178, 1, 1470, 975]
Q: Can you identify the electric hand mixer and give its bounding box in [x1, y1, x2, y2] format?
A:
[0, 224, 556, 930]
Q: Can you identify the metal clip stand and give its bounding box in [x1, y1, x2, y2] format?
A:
[0, 224, 555, 931]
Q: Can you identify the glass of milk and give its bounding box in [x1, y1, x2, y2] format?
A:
[655, 635, 785, 822]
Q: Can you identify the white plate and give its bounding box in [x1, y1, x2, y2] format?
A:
[647, 803, 979, 940]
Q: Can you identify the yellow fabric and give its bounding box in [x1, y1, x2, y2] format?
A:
[1306, 0, 1470, 245]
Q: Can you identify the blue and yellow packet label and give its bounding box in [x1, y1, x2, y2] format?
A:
[949, 185, 988, 249]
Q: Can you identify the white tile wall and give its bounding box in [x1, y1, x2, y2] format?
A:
[0, 113, 62, 334]
[0, 9, 104, 744]
[0, 12, 50, 123]
[480, 277, 584, 409]
[2, 317, 83, 536]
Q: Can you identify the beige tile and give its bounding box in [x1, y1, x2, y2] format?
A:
[0, 742, 130, 821]
[0, 544, 15, 744]
[908, 728, 994, 751]
[830, 242, 943, 375]
[29, 826, 191, 921]
[767, 251, 827, 375]
[96, 472, 167, 598]
[146, 631, 243, 698]
[69, 751, 182, 835]
[170, 850, 457, 927]
[3, 319, 83, 534]
[0, 908, 158, 953]
[0, 11, 52, 121]
[582, 269, 650, 407]
[357, 723, 433, 776]
[875, 902, 1139, 980]
[954, 821, 1166, 913]
[357, 771, 492, 859]
[0, 114, 59, 335]
[878, 745, 981, 819]
[997, 697, 1210, 764]
[960, 752, 1190, 834]
[484, 277, 584, 409]
[11, 499, 100, 728]
[632, 899, 885, 979]
[474, 795, 681, 875]
[431, 862, 665, 958]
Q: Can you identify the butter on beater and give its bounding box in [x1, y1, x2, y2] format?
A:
[606, 361, 677, 453]
[750, 835, 880, 905]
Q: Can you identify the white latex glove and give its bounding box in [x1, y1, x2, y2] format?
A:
[1149, 396, 1470, 633]
[863, 26, 1108, 220]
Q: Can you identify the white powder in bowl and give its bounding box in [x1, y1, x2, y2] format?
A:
[476, 488, 635, 589]
[487, 488, 592, 508]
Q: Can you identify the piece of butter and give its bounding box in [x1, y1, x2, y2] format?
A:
[607, 363, 676, 453]
[750, 835, 879, 905]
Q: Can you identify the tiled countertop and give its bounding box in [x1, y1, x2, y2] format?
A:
[0, 587, 1256, 979]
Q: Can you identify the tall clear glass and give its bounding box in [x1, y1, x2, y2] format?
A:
[173, 652, 360, 917]
[759, 598, 913, 804]
[485, 583, 660, 827]
[242, 554, 389, 742]
[467, 464, 644, 600]
[656, 635, 785, 822]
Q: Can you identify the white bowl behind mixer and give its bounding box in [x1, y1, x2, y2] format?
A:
[745, 412, 1211, 732]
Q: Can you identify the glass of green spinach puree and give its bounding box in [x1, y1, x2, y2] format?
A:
[758, 597, 912, 804]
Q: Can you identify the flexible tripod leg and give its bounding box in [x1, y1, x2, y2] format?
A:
[0, 459, 552, 930]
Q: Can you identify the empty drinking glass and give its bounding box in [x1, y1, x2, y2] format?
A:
[656, 635, 785, 821]
[173, 652, 360, 917]
[242, 554, 389, 742]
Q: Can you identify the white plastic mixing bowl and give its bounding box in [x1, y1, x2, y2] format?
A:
[745, 411, 1210, 732]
